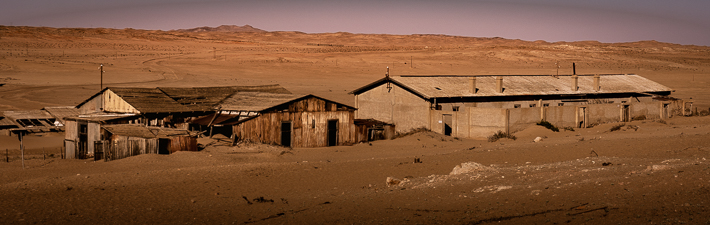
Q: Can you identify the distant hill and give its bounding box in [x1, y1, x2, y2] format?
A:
[173, 25, 266, 33]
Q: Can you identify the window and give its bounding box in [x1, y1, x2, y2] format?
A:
[435, 105, 442, 110]
[543, 103, 550, 107]
[514, 104, 521, 108]
[558, 103, 564, 106]
[529, 104, 536, 107]
[452, 106, 460, 111]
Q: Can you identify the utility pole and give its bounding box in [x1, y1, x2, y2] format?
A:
[99, 64, 105, 90]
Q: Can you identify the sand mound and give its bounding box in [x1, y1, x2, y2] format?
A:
[513, 124, 559, 139]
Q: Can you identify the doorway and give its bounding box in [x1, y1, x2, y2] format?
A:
[327, 120, 338, 146]
[577, 107, 587, 128]
[621, 105, 630, 122]
[281, 121, 292, 147]
[443, 114, 453, 136]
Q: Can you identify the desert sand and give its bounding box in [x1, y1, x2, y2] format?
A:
[1, 26, 709, 224]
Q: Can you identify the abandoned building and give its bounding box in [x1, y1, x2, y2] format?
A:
[351, 74, 678, 139]
[223, 92, 358, 147]
[0, 106, 80, 135]
[93, 124, 199, 161]
[64, 85, 291, 159]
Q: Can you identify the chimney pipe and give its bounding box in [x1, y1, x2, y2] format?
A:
[469, 77, 477, 94]
[593, 74, 601, 91]
[571, 75, 578, 91]
[496, 76, 503, 93]
[573, 63, 576, 75]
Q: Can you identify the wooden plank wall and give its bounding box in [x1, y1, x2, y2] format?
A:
[233, 97, 356, 147]
[99, 137, 158, 161]
[168, 136, 197, 153]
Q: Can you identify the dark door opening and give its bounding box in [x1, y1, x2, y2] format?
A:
[281, 121, 292, 147]
[327, 120, 338, 146]
[443, 114, 453, 136]
[158, 139, 171, 155]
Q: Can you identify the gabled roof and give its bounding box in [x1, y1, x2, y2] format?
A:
[219, 92, 356, 112]
[75, 85, 293, 114]
[350, 74, 673, 99]
[103, 124, 197, 139]
[159, 84, 292, 111]
[109, 87, 192, 113]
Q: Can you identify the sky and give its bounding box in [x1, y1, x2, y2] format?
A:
[2, 0, 710, 46]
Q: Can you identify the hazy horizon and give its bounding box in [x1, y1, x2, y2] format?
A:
[3, 0, 710, 46]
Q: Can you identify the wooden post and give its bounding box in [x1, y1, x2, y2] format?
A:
[5, 149, 7, 162]
[19, 131, 25, 169]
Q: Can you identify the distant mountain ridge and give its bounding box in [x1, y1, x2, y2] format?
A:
[173, 25, 266, 33]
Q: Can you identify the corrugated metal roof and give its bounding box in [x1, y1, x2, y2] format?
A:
[109, 88, 192, 113]
[103, 124, 196, 139]
[354, 74, 673, 99]
[76, 85, 294, 114]
[158, 84, 292, 111]
[42, 106, 80, 124]
[2, 110, 54, 120]
[0, 117, 19, 128]
[219, 92, 304, 111]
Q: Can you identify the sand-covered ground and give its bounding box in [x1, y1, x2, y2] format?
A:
[1, 26, 709, 224]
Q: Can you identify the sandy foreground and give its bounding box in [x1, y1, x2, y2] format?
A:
[1, 116, 709, 224]
[0, 26, 709, 224]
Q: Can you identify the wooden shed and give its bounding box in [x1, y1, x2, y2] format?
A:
[226, 93, 357, 147]
[354, 119, 396, 142]
[96, 124, 198, 161]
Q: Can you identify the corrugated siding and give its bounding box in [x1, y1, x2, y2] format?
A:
[103, 89, 140, 113]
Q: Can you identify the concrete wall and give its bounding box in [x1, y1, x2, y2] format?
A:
[508, 107, 542, 133]
[545, 106, 577, 128]
[356, 84, 430, 133]
[429, 101, 664, 139]
[467, 107, 508, 139]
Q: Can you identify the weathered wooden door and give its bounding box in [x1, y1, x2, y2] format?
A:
[621, 105, 630, 122]
[327, 120, 338, 146]
[443, 114, 453, 136]
[281, 121, 292, 147]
